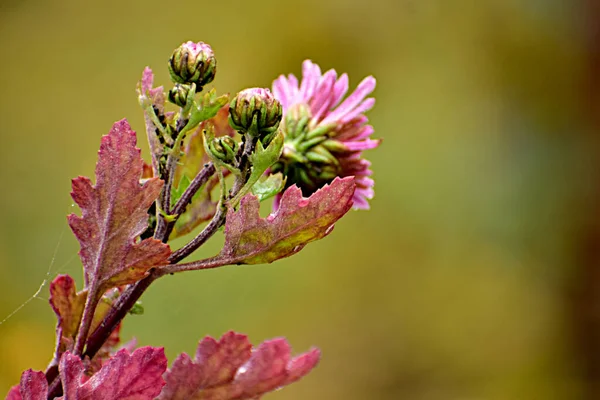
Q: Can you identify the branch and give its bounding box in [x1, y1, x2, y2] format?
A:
[167, 205, 227, 264]
[171, 162, 216, 216]
[156, 162, 217, 242]
[157, 255, 241, 275]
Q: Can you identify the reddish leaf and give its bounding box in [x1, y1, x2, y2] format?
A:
[158, 331, 320, 400]
[67, 119, 171, 296]
[219, 176, 355, 264]
[5, 370, 47, 400]
[49, 274, 86, 340]
[48, 275, 86, 369]
[5, 386, 20, 400]
[47, 275, 125, 374]
[60, 347, 167, 400]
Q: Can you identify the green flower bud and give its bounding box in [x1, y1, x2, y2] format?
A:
[208, 136, 239, 164]
[168, 41, 216, 90]
[168, 84, 192, 107]
[228, 88, 282, 138]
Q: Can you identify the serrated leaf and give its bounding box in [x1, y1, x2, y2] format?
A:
[229, 131, 284, 208]
[48, 274, 86, 367]
[67, 119, 171, 298]
[220, 176, 355, 264]
[251, 173, 286, 202]
[49, 274, 86, 340]
[171, 174, 192, 209]
[47, 275, 124, 374]
[157, 331, 320, 400]
[6, 370, 47, 400]
[60, 347, 167, 400]
[185, 89, 230, 133]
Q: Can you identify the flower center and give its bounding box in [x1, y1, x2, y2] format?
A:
[272, 104, 343, 195]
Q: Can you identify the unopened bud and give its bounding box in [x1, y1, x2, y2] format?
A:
[168, 41, 217, 90]
[228, 88, 282, 138]
[208, 136, 238, 164]
[168, 84, 191, 107]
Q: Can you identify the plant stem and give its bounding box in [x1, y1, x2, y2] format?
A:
[168, 205, 227, 263]
[156, 162, 216, 242]
[171, 163, 216, 216]
[72, 291, 100, 356]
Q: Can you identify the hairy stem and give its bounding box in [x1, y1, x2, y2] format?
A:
[72, 291, 100, 356]
[83, 274, 158, 359]
[168, 205, 227, 263]
[166, 136, 255, 262]
[158, 255, 240, 275]
[45, 272, 159, 399]
[153, 154, 178, 241]
[171, 163, 216, 216]
[156, 162, 217, 242]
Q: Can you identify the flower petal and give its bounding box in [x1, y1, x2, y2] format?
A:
[321, 76, 376, 125]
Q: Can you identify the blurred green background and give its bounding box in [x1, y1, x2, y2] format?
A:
[1, 0, 598, 398]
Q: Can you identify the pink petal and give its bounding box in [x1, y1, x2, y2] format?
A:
[352, 193, 370, 209]
[321, 76, 376, 125]
[299, 60, 321, 101]
[344, 138, 381, 151]
[352, 125, 375, 141]
[340, 97, 376, 124]
[331, 73, 349, 108]
[355, 177, 375, 189]
[310, 70, 337, 121]
[272, 76, 292, 108]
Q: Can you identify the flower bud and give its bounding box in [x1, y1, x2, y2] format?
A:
[168, 41, 216, 90]
[168, 84, 191, 107]
[228, 88, 282, 138]
[208, 136, 239, 164]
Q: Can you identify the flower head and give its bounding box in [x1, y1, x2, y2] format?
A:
[271, 60, 379, 209]
[229, 88, 283, 140]
[168, 41, 216, 90]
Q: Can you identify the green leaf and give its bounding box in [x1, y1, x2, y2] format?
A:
[229, 131, 284, 207]
[251, 173, 286, 202]
[183, 89, 229, 135]
[171, 174, 192, 206]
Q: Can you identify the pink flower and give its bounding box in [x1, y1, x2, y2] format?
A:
[272, 60, 379, 209]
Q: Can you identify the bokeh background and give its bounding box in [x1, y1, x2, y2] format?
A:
[1, 0, 599, 398]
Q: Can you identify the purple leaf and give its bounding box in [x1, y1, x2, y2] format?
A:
[5, 370, 47, 400]
[219, 176, 355, 264]
[48, 275, 86, 369]
[47, 275, 124, 372]
[60, 347, 167, 400]
[49, 274, 86, 340]
[158, 331, 320, 400]
[67, 119, 171, 296]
